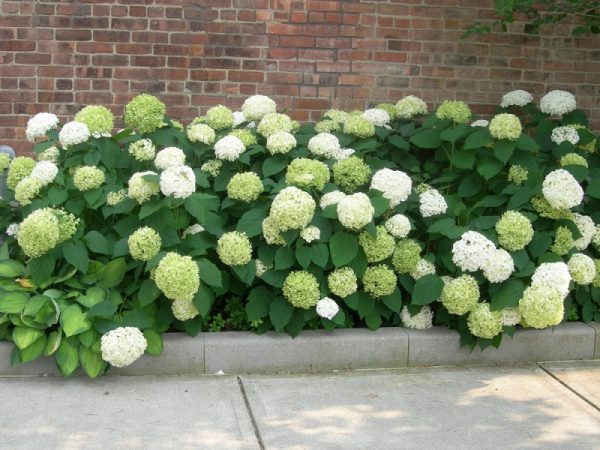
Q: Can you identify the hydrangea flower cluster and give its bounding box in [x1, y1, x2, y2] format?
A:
[241, 95, 277, 121]
[100, 327, 147, 368]
[187, 123, 216, 144]
[400, 305, 434, 329]
[435, 100, 471, 124]
[531, 262, 571, 298]
[285, 158, 330, 191]
[300, 226, 320, 243]
[500, 90, 533, 108]
[395, 95, 428, 119]
[17, 208, 78, 258]
[418, 188, 447, 217]
[268, 186, 316, 232]
[392, 239, 422, 274]
[573, 214, 595, 251]
[441, 275, 480, 315]
[343, 115, 375, 138]
[106, 189, 127, 206]
[283, 271, 320, 309]
[171, 298, 200, 321]
[26, 112, 59, 142]
[451, 231, 495, 272]
[488, 113, 522, 140]
[508, 165, 528, 185]
[551, 226, 574, 256]
[539, 90, 576, 116]
[59, 121, 91, 148]
[359, 226, 395, 263]
[316, 297, 339, 320]
[385, 214, 411, 238]
[327, 267, 358, 298]
[410, 259, 436, 280]
[128, 227, 162, 262]
[128, 171, 160, 204]
[217, 232, 252, 266]
[567, 253, 595, 285]
[481, 248, 514, 283]
[320, 190, 346, 209]
[0, 153, 10, 171]
[362, 108, 390, 127]
[370, 168, 412, 208]
[531, 194, 573, 220]
[470, 119, 489, 127]
[30, 161, 58, 186]
[337, 192, 374, 230]
[467, 303, 503, 339]
[551, 126, 580, 145]
[227, 172, 263, 202]
[257, 113, 293, 137]
[37, 146, 60, 162]
[14, 177, 42, 205]
[154, 147, 186, 170]
[229, 129, 257, 147]
[332, 157, 371, 193]
[495, 211, 534, 251]
[123, 94, 166, 134]
[542, 169, 583, 210]
[308, 133, 342, 159]
[518, 284, 564, 329]
[560, 153, 587, 167]
[7, 157, 36, 190]
[502, 308, 521, 326]
[128, 139, 156, 161]
[154, 252, 200, 302]
[266, 131, 297, 154]
[160, 165, 196, 199]
[214, 135, 246, 161]
[73, 166, 105, 191]
[376, 103, 397, 119]
[362, 264, 397, 298]
[200, 159, 222, 177]
[206, 105, 234, 130]
[74, 105, 114, 135]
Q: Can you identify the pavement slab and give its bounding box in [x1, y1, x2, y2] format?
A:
[540, 360, 600, 409]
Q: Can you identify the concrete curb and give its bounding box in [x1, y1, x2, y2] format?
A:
[0, 323, 598, 376]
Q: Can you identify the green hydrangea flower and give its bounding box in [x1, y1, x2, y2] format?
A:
[285, 158, 330, 191]
[200, 159, 222, 177]
[128, 227, 162, 261]
[206, 105, 234, 130]
[7, 157, 36, 190]
[343, 115, 375, 138]
[507, 165, 528, 185]
[217, 232, 252, 266]
[467, 303, 503, 339]
[518, 284, 564, 329]
[54, 209, 79, 243]
[392, 239, 422, 274]
[395, 96, 428, 119]
[435, 100, 471, 124]
[128, 171, 160, 204]
[332, 156, 371, 193]
[37, 146, 60, 162]
[531, 195, 573, 220]
[362, 264, 397, 298]
[107, 189, 127, 206]
[283, 271, 320, 309]
[359, 226, 395, 263]
[229, 129, 257, 147]
[227, 172, 263, 202]
[441, 275, 480, 315]
[73, 166, 105, 191]
[0, 153, 10, 171]
[14, 177, 42, 205]
[560, 152, 588, 168]
[262, 216, 286, 246]
[75, 105, 114, 135]
[187, 123, 216, 145]
[171, 299, 199, 321]
[315, 120, 341, 133]
[551, 226, 574, 255]
[496, 211, 534, 251]
[269, 187, 316, 232]
[17, 209, 60, 258]
[488, 113, 522, 141]
[572, 124, 596, 153]
[376, 103, 397, 120]
[154, 252, 200, 302]
[327, 267, 358, 298]
[124, 94, 166, 134]
[257, 113, 293, 138]
[567, 253, 595, 285]
[128, 139, 156, 162]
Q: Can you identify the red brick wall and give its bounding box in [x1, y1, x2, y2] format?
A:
[1, 0, 599, 153]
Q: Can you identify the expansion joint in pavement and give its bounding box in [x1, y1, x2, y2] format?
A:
[537, 363, 600, 413]
[237, 376, 265, 450]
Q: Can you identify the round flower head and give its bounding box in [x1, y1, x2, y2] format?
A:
[285, 158, 330, 191]
[73, 166, 105, 191]
[269, 186, 316, 232]
[128, 227, 162, 261]
[542, 169, 583, 210]
[26, 112, 59, 142]
[106, 189, 127, 206]
[187, 123, 216, 145]
[441, 275, 480, 315]
[227, 172, 263, 202]
[500, 90, 533, 108]
[154, 252, 200, 302]
[128, 171, 160, 204]
[217, 232, 252, 267]
[376, 103, 397, 120]
[482, 248, 514, 283]
[410, 259, 436, 280]
[495, 211, 534, 251]
[419, 188, 447, 217]
[508, 165, 528, 185]
[14, 177, 42, 205]
[552, 126, 580, 146]
[308, 133, 342, 159]
[171, 299, 199, 321]
[316, 297, 340, 320]
[328, 267, 358, 298]
[470, 119, 489, 127]
[262, 216, 286, 246]
[229, 129, 257, 147]
[560, 153, 587, 168]
[451, 231, 495, 272]
[315, 120, 341, 133]
[53, 209, 79, 244]
[467, 303, 503, 339]
[37, 146, 60, 163]
[551, 226, 574, 256]
[257, 112, 293, 138]
[573, 213, 595, 251]
[300, 225, 320, 243]
[266, 131, 297, 155]
[242, 95, 277, 122]
[501, 307, 521, 326]
[283, 271, 320, 309]
[200, 159, 222, 177]
[531, 262, 571, 298]
[124, 94, 166, 134]
[435, 100, 471, 124]
[74, 105, 114, 135]
[160, 165, 196, 199]
[100, 327, 147, 368]
[320, 190, 346, 209]
[332, 156, 371, 193]
[343, 115, 375, 138]
[0, 153, 9, 171]
[489, 113, 522, 140]
[154, 147, 185, 170]
[128, 139, 156, 162]
[385, 214, 411, 238]
[362, 108, 390, 127]
[531, 195, 573, 220]
[370, 168, 412, 208]
[59, 121, 90, 148]
[395, 95, 428, 119]
[362, 264, 397, 298]
[392, 239, 422, 274]
[323, 109, 350, 124]
[206, 104, 234, 130]
[519, 284, 564, 329]
[30, 161, 58, 186]
[400, 305, 434, 330]
[214, 135, 246, 161]
[359, 226, 395, 263]
[539, 90, 576, 116]
[17, 208, 60, 258]
[567, 253, 595, 285]
[337, 192, 374, 230]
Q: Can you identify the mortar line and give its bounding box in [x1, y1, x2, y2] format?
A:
[237, 375, 265, 450]
[537, 363, 600, 413]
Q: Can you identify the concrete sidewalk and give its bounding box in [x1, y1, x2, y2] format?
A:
[0, 362, 599, 449]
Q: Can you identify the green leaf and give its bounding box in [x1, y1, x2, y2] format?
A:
[464, 129, 491, 150]
[236, 208, 268, 238]
[451, 149, 476, 170]
[86, 301, 118, 319]
[490, 279, 524, 311]
[44, 331, 62, 356]
[474, 195, 507, 209]
[143, 329, 163, 355]
[440, 124, 468, 143]
[98, 258, 126, 288]
[12, 326, 44, 349]
[20, 335, 47, 363]
[357, 295, 375, 318]
[262, 155, 288, 177]
[269, 297, 294, 332]
[370, 196, 390, 217]
[427, 218, 464, 239]
[84, 231, 110, 255]
[48, 187, 69, 206]
[528, 232, 552, 259]
[0, 291, 28, 314]
[330, 231, 359, 267]
[411, 274, 444, 305]
[122, 309, 153, 329]
[56, 337, 80, 376]
[63, 240, 90, 274]
[61, 304, 92, 337]
[275, 247, 295, 270]
[0, 260, 24, 278]
[381, 288, 402, 312]
[586, 178, 600, 199]
[311, 243, 329, 268]
[79, 346, 105, 378]
[139, 198, 163, 219]
[138, 279, 161, 306]
[365, 310, 382, 330]
[76, 287, 105, 308]
[196, 259, 222, 288]
[477, 157, 504, 180]
[193, 284, 214, 318]
[296, 245, 312, 269]
[246, 286, 272, 321]
[388, 134, 409, 150]
[515, 134, 539, 151]
[410, 129, 442, 149]
[29, 255, 56, 286]
[493, 140, 515, 163]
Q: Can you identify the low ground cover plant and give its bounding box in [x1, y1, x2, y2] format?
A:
[0, 90, 598, 377]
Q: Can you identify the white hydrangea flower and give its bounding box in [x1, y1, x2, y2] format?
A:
[308, 133, 342, 159]
[542, 169, 583, 210]
[186, 123, 216, 145]
[232, 111, 247, 127]
[334, 148, 355, 160]
[214, 135, 246, 161]
[395, 95, 428, 119]
[266, 131, 297, 155]
[316, 297, 340, 320]
[410, 259, 436, 280]
[320, 190, 346, 209]
[182, 224, 204, 238]
[539, 90, 576, 116]
[573, 213, 595, 251]
[567, 253, 595, 285]
[551, 126, 580, 145]
[531, 262, 572, 298]
[385, 214, 411, 238]
[451, 231, 496, 272]
[419, 188, 447, 217]
[370, 168, 412, 208]
[500, 90, 533, 108]
[5, 223, 19, 238]
[100, 326, 147, 368]
[255, 259, 269, 277]
[159, 165, 196, 199]
[400, 305, 434, 329]
[300, 226, 320, 243]
[59, 121, 90, 147]
[501, 307, 521, 326]
[241, 95, 277, 121]
[26, 112, 59, 142]
[470, 119, 489, 127]
[482, 248, 514, 283]
[30, 161, 58, 186]
[154, 146, 186, 170]
[362, 108, 390, 127]
[337, 192, 374, 230]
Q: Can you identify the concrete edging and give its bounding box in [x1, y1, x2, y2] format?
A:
[0, 322, 598, 376]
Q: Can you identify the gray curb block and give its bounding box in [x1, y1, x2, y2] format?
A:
[0, 322, 598, 376]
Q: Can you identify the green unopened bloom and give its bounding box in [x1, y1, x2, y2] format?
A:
[283, 271, 320, 309]
[124, 94, 166, 134]
[392, 239, 422, 274]
[154, 252, 200, 302]
[332, 156, 371, 193]
[496, 211, 534, 251]
[0, 153, 10, 171]
[128, 227, 162, 261]
[73, 166, 105, 191]
[531, 195, 573, 220]
[362, 264, 397, 298]
[285, 158, 330, 191]
[229, 129, 257, 147]
[435, 100, 471, 124]
[206, 105, 234, 130]
[560, 152, 588, 168]
[7, 157, 36, 190]
[107, 189, 127, 206]
[75, 105, 114, 134]
[227, 172, 263, 202]
[551, 226, 573, 256]
[217, 232, 252, 267]
[359, 226, 395, 263]
[343, 115, 375, 138]
[262, 216, 285, 246]
[488, 113, 522, 141]
[441, 275, 479, 315]
[327, 267, 357, 298]
[15, 177, 42, 205]
[467, 303, 503, 339]
[518, 284, 563, 329]
[507, 165, 528, 185]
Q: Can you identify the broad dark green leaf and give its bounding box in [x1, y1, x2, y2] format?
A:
[411, 274, 444, 305]
[330, 231, 359, 267]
